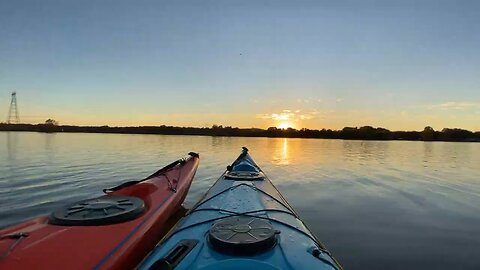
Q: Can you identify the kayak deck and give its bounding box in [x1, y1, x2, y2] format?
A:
[139, 148, 341, 270]
[0, 153, 199, 270]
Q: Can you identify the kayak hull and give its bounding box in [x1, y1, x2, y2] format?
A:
[139, 148, 341, 270]
[0, 154, 199, 270]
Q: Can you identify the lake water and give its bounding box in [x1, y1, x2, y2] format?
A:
[1, 132, 479, 269]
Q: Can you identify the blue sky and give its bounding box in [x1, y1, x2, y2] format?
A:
[1, 0, 479, 130]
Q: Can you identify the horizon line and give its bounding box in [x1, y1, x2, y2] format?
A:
[1, 122, 478, 133]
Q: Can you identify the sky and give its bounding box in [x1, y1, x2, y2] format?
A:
[1, 0, 479, 131]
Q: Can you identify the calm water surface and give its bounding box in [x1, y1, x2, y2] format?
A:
[1, 132, 479, 269]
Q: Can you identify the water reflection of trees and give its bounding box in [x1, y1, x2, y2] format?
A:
[341, 140, 389, 165]
[6, 132, 18, 161]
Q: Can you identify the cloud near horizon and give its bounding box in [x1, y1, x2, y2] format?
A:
[256, 109, 321, 123]
[429, 102, 480, 110]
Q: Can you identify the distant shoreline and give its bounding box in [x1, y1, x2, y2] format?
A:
[1, 123, 479, 142]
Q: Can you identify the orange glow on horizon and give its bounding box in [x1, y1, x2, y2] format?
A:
[277, 122, 294, 129]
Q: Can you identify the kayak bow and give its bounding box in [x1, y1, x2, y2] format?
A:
[0, 152, 199, 270]
[139, 147, 342, 270]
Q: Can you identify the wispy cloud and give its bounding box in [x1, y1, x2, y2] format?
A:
[296, 98, 311, 104]
[429, 101, 480, 110]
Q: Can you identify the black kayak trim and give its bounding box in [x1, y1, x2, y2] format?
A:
[102, 152, 199, 193]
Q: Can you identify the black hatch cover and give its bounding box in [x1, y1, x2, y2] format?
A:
[208, 216, 278, 256]
[49, 195, 145, 226]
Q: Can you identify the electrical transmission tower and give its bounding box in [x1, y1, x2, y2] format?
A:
[7, 92, 20, 124]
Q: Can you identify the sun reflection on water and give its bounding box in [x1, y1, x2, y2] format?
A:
[272, 138, 290, 166]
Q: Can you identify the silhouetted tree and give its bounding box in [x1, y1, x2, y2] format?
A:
[439, 128, 474, 141]
[45, 119, 58, 125]
[0, 122, 478, 142]
[421, 126, 435, 141]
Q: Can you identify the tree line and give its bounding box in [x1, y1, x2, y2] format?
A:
[0, 122, 479, 142]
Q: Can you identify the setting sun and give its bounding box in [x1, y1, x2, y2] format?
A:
[277, 122, 294, 129]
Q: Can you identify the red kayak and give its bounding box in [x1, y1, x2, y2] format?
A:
[0, 152, 199, 270]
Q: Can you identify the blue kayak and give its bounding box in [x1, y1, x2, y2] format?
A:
[139, 147, 342, 270]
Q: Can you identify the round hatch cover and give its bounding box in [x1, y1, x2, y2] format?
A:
[208, 216, 278, 256]
[49, 195, 145, 226]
